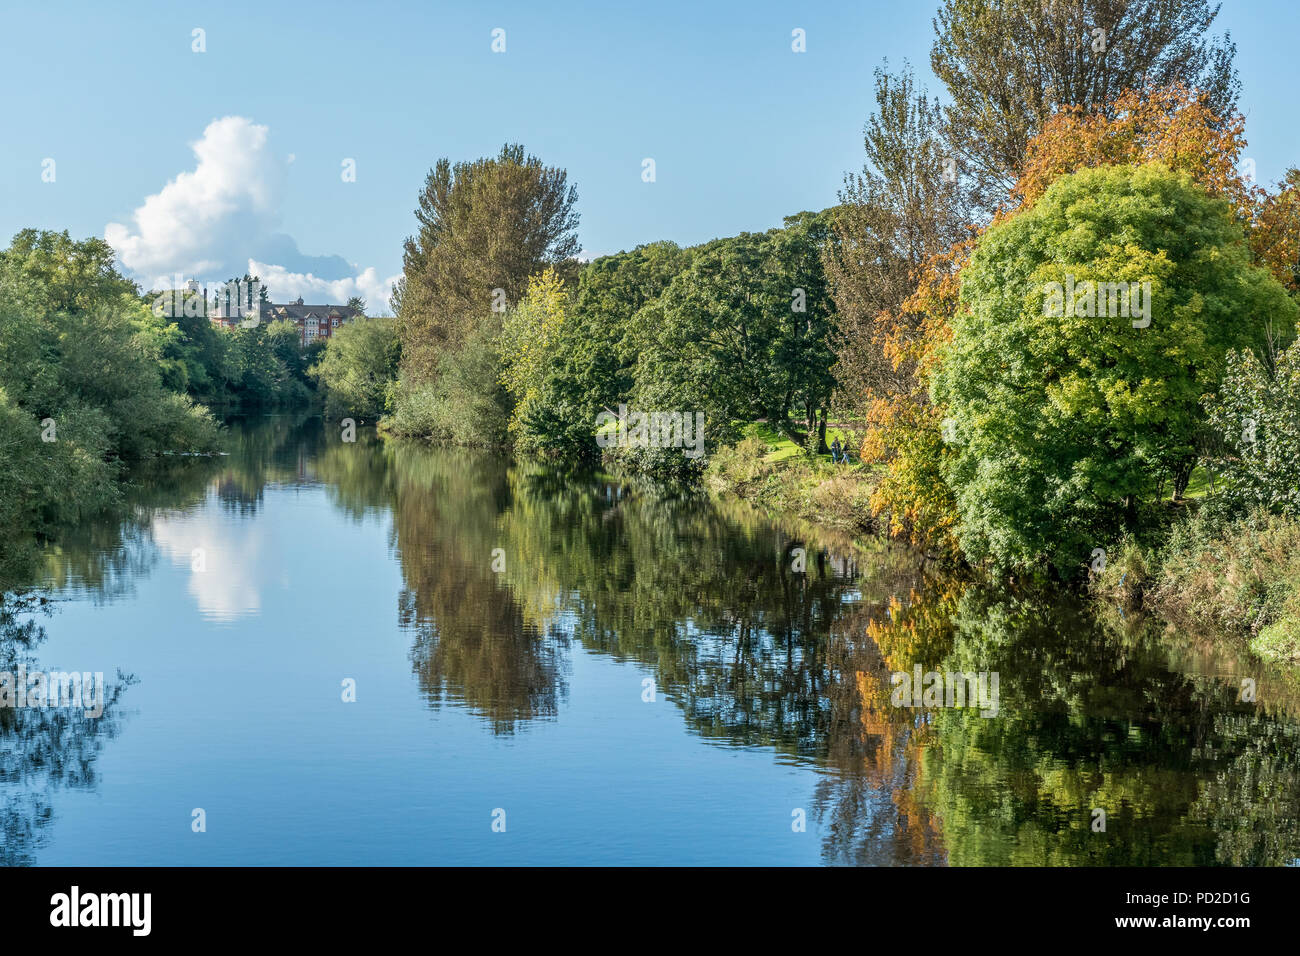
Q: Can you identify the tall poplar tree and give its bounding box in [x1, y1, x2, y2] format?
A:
[394, 144, 580, 382]
[931, 0, 1239, 211]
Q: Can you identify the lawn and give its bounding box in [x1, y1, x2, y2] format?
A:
[1182, 465, 1215, 500]
[739, 421, 857, 465]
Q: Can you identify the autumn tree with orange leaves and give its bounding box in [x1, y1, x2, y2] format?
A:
[842, 83, 1300, 566]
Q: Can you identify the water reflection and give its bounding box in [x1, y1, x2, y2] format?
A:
[3, 415, 1299, 865]
[853, 583, 1300, 865]
[387, 445, 570, 733]
[0, 598, 134, 866]
[367, 435, 1300, 865]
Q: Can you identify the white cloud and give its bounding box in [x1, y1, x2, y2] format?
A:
[249, 259, 399, 313]
[151, 512, 262, 624]
[105, 115, 392, 312]
[106, 116, 280, 278]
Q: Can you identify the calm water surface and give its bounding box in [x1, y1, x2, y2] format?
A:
[4, 415, 1300, 866]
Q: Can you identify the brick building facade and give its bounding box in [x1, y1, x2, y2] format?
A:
[209, 296, 361, 344]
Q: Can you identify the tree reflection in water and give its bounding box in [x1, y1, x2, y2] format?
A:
[375, 439, 1300, 866]
[6, 416, 1300, 866]
[0, 597, 134, 866]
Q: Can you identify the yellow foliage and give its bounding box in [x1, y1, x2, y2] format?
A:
[499, 267, 569, 435]
[854, 84, 1283, 559]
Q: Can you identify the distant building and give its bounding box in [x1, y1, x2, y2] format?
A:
[210, 296, 362, 344]
[265, 298, 362, 344]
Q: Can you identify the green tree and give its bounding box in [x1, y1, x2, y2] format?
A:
[631, 234, 776, 446]
[1204, 330, 1300, 516]
[0, 231, 218, 557]
[0, 232, 216, 461]
[767, 211, 838, 450]
[394, 144, 580, 382]
[931, 0, 1239, 211]
[155, 306, 229, 402]
[494, 242, 695, 461]
[265, 320, 313, 394]
[311, 316, 402, 420]
[498, 268, 573, 452]
[563, 243, 694, 416]
[933, 165, 1296, 573]
[625, 219, 838, 465]
[222, 324, 287, 406]
[0, 229, 137, 315]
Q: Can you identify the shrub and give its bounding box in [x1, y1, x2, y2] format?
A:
[1098, 507, 1300, 663]
[1203, 330, 1300, 517]
[384, 320, 510, 447]
[705, 436, 774, 491]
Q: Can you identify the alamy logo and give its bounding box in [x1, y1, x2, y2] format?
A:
[890, 666, 999, 717]
[1043, 274, 1152, 328]
[595, 404, 706, 459]
[0, 666, 105, 717]
[152, 275, 262, 326]
[50, 886, 151, 936]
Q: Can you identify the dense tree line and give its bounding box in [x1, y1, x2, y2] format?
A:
[820, 2, 1300, 582]
[0, 230, 331, 578]
[0, 232, 216, 559]
[356, 0, 1297, 580]
[146, 279, 324, 410]
[8, 0, 1293, 589]
[377, 182, 839, 479]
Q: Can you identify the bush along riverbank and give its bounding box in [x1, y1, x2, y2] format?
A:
[1093, 509, 1300, 665]
[712, 430, 1300, 667]
[1090, 330, 1300, 665]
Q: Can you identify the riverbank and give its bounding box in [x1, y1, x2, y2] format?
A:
[708, 430, 1300, 667]
[704, 430, 879, 538]
[1094, 509, 1300, 665]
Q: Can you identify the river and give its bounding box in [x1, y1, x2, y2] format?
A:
[3, 414, 1299, 865]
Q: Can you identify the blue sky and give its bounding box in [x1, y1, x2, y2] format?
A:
[1, 0, 1295, 312]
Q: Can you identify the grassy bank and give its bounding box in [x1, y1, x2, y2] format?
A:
[710, 426, 1300, 668]
[1093, 508, 1300, 665]
[704, 426, 878, 536]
